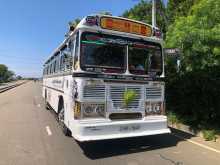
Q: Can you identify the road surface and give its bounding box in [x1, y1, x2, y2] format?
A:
[0, 81, 219, 165]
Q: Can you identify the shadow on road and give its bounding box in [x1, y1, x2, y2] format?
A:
[77, 129, 193, 160]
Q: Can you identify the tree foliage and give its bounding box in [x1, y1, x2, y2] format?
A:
[69, 18, 81, 28]
[165, 0, 220, 129]
[166, 0, 197, 25]
[122, 0, 167, 33]
[0, 64, 14, 83]
[99, 11, 112, 16]
[166, 0, 220, 72]
[166, 66, 220, 128]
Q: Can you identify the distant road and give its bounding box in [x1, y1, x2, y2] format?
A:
[0, 82, 220, 165]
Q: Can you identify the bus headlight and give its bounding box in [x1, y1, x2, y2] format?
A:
[145, 102, 163, 115]
[82, 103, 105, 118]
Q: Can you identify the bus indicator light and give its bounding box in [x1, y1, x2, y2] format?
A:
[106, 18, 113, 28]
[74, 101, 81, 119]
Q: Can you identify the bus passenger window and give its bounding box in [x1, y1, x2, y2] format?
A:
[50, 64, 53, 74]
[54, 60, 56, 73]
[60, 55, 65, 72]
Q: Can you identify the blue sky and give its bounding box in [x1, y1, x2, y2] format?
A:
[0, 0, 167, 77]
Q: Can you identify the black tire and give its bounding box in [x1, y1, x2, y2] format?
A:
[45, 100, 49, 110]
[58, 105, 71, 136]
[44, 90, 49, 110]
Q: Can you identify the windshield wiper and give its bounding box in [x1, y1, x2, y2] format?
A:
[84, 64, 122, 69]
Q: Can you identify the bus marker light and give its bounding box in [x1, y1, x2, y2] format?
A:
[86, 16, 98, 26]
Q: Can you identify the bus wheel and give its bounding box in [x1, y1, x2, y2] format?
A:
[44, 90, 49, 110]
[58, 106, 71, 136]
[45, 100, 49, 110]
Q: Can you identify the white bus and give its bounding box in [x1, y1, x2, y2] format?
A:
[42, 14, 170, 141]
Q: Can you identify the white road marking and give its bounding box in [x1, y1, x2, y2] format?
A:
[173, 151, 181, 154]
[46, 126, 52, 136]
[173, 133, 220, 154]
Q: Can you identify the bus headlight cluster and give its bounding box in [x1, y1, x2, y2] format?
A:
[82, 103, 105, 118]
[145, 102, 163, 115]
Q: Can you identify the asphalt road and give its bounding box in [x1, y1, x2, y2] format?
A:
[0, 81, 220, 165]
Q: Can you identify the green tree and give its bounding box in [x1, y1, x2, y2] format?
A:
[122, 0, 167, 33]
[0, 64, 15, 83]
[165, 0, 220, 72]
[16, 75, 23, 80]
[0, 64, 8, 82]
[65, 18, 81, 37]
[166, 0, 197, 25]
[99, 11, 112, 16]
[69, 18, 81, 28]
[165, 0, 220, 129]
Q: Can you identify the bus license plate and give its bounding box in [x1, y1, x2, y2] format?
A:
[119, 125, 141, 132]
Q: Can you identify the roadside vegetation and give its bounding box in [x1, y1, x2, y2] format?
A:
[0, 64, 15, 84]
[0, 64, 23, 84]
[123, 0, 220, 141]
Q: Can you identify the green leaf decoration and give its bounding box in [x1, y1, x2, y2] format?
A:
[123, 90, 137, 108]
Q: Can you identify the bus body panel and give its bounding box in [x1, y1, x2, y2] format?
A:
[43, 74, 74, 128]
[70, 116, 170, 141]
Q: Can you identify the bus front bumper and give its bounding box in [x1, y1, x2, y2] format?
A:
[72, 116, 171, 142]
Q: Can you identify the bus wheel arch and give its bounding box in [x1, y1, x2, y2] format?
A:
[58, 96, 71, 136]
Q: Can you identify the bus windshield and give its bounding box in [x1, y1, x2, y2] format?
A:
[80, 32, 126, 73]
[80, 32, 162, 75]
[128, 44, 162, 75]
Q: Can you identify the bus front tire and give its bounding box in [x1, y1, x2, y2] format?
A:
[44, 90, 49, 110]
[58, 107, 71, 136]
[45, 101, 49, 110]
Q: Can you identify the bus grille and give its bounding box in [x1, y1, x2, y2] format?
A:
[83, 85, 105, 99]
[110, 86, 141, 109]
[146, 87, 162, 99]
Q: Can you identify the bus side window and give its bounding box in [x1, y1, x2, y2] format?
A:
[60, 44, 73, 72]
[50, 63, 53, 74]
[54, 60, 56, 73]
[74, 32, 79, 70]
[69, 40, 74, 69]
[60, 54, 64, 72]
[52, 62, 54, 74]
[55, 57, 59, 73]
[47, 66, 49, 75]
